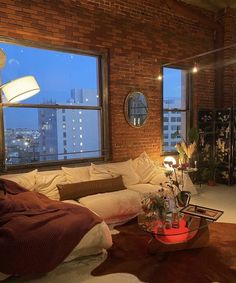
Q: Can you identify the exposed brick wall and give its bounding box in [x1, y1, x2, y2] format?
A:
[0, 0, 216, 162]
[222, 8, 236, 108]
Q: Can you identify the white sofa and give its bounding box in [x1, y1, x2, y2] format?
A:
[0, 152, 197, 226]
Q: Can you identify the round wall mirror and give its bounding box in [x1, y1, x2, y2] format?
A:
[124, 91, 149, 128]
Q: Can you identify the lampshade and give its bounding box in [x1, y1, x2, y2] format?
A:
[163, 156, 177, 168]
[1, 76, 40, 103]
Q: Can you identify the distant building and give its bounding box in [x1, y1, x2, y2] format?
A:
[163, 99, 186, 152]
[38, 100, 58, 161]
[38, 89, 100, 161]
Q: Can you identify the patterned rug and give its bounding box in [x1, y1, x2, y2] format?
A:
[92, 220, 236, 283]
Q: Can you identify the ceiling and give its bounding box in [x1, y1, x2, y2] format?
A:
[181, 0, 236, 11]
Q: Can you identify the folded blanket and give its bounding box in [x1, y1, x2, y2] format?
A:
[0, 179, 101, 276]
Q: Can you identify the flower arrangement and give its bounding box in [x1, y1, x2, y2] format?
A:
[141, 192, 166, 213]
[174, 127, 199, 165]
[175, 141, 197, 164]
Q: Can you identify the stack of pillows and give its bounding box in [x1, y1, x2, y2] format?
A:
[1, 152, 168, 201]
[0, 152, 169, 225]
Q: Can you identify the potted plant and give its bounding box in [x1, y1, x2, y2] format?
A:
[201, 158, 218, 186]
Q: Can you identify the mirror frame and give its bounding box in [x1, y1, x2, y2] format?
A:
[124, 91, 149, 128]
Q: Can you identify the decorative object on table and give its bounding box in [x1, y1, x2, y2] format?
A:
[180, 204, 223, 221]
[139, 191, 169, 231]
[176, 191, 191, 207]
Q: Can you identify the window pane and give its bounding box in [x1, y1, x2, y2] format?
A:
[163, 67, 187, 110]
[4, 107, 101, 165]
[0, 42, 100, 106]
[163, 111, 186, 152]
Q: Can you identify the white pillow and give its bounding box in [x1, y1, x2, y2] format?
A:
[1, 169, 37, 191]
[106, 160, 140, 186]
[61, 166, 90, 183]
[34, 172, 67, 200]
[132, 152, 157, 183]
[89, 163, 114, 180]
[149, 169, 168, 186]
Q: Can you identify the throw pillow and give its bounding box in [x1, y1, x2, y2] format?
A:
[34, 171, 67, 200]
[57, 175, 126, 201]
[61, 166, 90, 183]
[149, 169, 168, 186]
[106, 159, 140, 186]
[0, 169, 38, 191]
[132, 152, 157, 183]
[89, 163, 115, 180]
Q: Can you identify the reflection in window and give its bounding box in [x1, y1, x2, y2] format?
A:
[1, 41, 105, 167]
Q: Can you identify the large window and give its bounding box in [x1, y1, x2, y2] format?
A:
[0, 41, 108, 169]
[162, 66, 190, 153]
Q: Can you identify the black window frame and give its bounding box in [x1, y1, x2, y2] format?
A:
[161, 65, 192, 155]
[0, 38, 109, 172]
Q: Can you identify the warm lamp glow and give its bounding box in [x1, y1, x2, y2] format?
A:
[157, 74, 162, 80]
[192, 62, 198, 73]
[163, 156, 177, 168]
[1, 76, 40, 103]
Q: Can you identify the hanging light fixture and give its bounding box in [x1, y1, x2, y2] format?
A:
[0, 49, 40, 103]
[1, 76, 40, 103]
[192, 62, 198, 73]
[157, 67, 163, 80]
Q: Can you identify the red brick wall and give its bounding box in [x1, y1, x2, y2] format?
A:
[222, 8, 236, 108]
[0, 0, 216, 162]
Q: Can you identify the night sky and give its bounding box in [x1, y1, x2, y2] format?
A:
[0, 42, 98, 129]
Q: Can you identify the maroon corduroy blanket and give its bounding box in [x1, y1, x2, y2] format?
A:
[0, 179, 101, 276]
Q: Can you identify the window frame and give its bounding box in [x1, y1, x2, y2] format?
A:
[161, 65, 192, 155]
[0, 37, 109, 172]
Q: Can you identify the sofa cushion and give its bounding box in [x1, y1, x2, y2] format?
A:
[132, 152, 158, 183]
[57, 176, 126, 201]
[149, 169, 168, 186]
[79, 190, 141, 225]
[90, 160, 140, 186]
[34, 171, 67, 200]
[62, 166, 90, 183]
[89, 163, 114, 180]
[0, 169, 37, 191]
[105, 160, 140, 186]
[127, 183, 163, 195]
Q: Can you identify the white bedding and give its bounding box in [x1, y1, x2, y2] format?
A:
[0, 200, 112, 281]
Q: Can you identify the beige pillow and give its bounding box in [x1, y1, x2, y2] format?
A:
[106, 160, 140, 186]
[34, 171, 67, 200]
[89, 163, 116, 180]
[149, 169, 168, 186]
[132, 152, 157, 183]
[0, 169, 37, 191]
[57, 175, 126, 201]
[61, 166, 90, 183]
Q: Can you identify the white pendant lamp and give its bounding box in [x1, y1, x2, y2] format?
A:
[1, 76, 40, 103]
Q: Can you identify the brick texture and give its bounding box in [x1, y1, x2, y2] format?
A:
[222, 8, 236, 108]
[0, 0, 218, 162]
